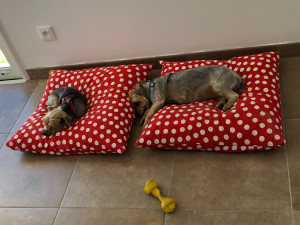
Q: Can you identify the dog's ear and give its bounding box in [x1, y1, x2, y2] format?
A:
[62, 114, 73, 126]
[132, 81, 146, 95]
[138, 80, 146, 89]
[129, 81, 144, 103]
[42, 112, 50, 125]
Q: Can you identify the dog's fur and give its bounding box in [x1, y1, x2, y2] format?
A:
[129, 65, 244, 127]
[42, 87, 87, 136]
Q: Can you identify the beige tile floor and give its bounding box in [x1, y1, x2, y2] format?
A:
[0, 57, 299, 225]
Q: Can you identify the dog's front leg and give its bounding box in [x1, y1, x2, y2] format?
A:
[219, 89, 239, 111]
[140, 108, 150, 126]
[143, 101, 165, 127]
[216, 97, 226, 110]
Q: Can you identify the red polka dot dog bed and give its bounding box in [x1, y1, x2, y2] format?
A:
[6, 64, 152, 155]
[136, 52, 285, 152]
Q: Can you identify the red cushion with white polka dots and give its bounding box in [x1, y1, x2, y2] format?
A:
[6, 64, 152, 155]
[159, 59, 227, 76]
[136, 52, 285, 152]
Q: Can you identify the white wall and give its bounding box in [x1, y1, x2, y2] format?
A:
[1, 0, 300, 69]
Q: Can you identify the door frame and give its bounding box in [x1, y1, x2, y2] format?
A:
[0, 27, 30, 85]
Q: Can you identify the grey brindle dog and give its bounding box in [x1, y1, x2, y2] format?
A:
[129, 65, 244, 127]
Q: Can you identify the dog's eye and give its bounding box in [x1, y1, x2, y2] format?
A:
[60, 118, 65, 124]
[134, 102, 140, 107]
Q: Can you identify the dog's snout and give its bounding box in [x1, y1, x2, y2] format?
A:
[135, 110, 143, 117]
[43, 129, 50, 136]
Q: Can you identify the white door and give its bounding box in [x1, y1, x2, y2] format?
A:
[0, 28, 29, 84]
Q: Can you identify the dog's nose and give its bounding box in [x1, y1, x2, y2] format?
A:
[43, 130, 50, 136]
[135, 111, 141, 117]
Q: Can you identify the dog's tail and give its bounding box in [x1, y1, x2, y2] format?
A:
[234, 76, 245, 94]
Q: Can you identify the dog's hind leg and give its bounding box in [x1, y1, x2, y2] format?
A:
[143, 101, 165, 127]
[219, 89, 239, 111]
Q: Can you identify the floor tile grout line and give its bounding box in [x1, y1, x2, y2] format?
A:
[164, 151, 176, 225]
[52, 156, 80, 225]
[0, 206, 294, 212]
[283, 119, 295, 225]
[166, 151, 176, 196]
[0, 207, 58, 209]
[0, 134, 9, 149]
[7, 80, 39, 134]
[279, 72, 294, 225]
[164, 208, 294, 212]
[57, 207, 293, 212]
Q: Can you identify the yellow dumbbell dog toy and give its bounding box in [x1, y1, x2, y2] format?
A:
[144, 179, 176, 213]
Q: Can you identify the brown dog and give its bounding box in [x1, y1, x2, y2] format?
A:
[129, 65, 244, 127]
[42, 87, 87, 136]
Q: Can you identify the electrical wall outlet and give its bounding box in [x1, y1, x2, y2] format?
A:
[1, 70, 10, 76]
[36, 25, 56, 41]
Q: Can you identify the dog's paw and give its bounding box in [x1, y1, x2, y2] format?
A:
[140, 110, 149, 126]
[139, 118, 145, 126]
[143, 120, 149, 128]
[216, 103, 224, 110]
[141, 115, 150, 128]
[222, 105, 230, 111]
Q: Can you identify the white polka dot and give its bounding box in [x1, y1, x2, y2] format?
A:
[267, 128, 273, 134]
[259, 136, 265, 142]
[275, 134, 280, 140]
[237, 120, 243, 125]
[237, 133, 243, 138]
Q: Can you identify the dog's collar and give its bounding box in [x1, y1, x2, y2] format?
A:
[59, 95, 76, 120]
[163, 73, 172, 100]
[145, 73, 172, 104]
[145, 80, 155, 104]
